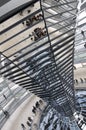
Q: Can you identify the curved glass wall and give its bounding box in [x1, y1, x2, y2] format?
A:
[0, 0, 78, 119]
[0, 0, 86, 130]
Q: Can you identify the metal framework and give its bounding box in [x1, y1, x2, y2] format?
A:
[0, 0, 78, 118]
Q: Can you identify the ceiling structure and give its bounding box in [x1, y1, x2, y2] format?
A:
[0, 0, 78, 119]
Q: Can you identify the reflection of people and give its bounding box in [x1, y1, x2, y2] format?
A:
[28, 117, 32, 122]
[21, 123, 26, 130]
[32, 109, 36, 115]
[35, 101, 40, 108]
[84, 43, 86, 48]
[27, 121, 31, 126]
[32, 28, 46, 41]
[80, 78, 83, 83]
[81, 30, 86, 48]
[81, 30, 85, 38]
[3, 111, 9, 118]
[75, 79, 78, 84]
[32, 32, 38, 41]
[39, 99, 43, 105]
[33, 106, 36, 111]
[3, 94, 7, 100]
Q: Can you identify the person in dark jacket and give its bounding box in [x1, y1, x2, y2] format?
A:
[21, 123, 26, 130]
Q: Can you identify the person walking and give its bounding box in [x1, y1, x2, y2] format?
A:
[21, 123, 26, 130]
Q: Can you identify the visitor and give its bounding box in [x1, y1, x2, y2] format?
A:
[21, 123, 26, 130]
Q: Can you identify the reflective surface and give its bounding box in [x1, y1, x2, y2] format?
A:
[0, 0, 78, 118]
[0, 0, 86, 130]
[39, 90, 86, 130]
[0, 77, 31, 129]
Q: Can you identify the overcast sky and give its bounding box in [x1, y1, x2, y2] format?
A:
[0, 0, 30, 17]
